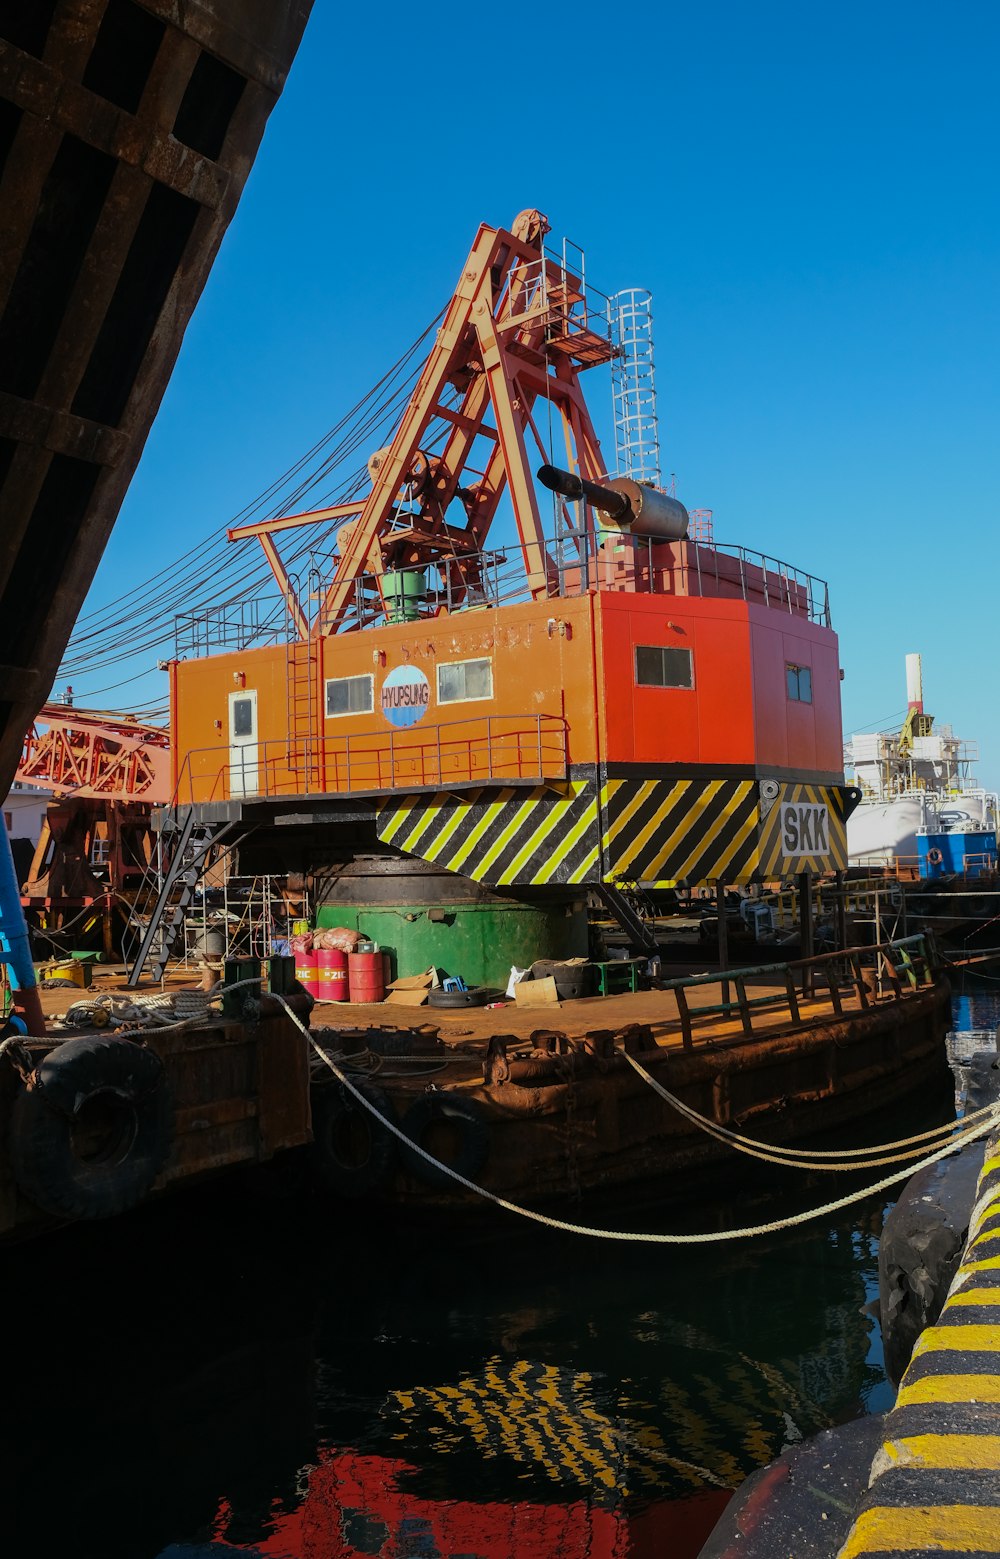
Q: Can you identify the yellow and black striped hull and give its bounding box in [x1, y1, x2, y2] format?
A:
[375, 775, 857, 888]
[376, 781, 600, 887]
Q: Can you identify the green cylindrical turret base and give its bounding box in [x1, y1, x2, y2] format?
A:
[315, 854, 588, 988]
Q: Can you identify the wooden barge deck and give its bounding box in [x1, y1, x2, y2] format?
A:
[304, 938, 954, 1210]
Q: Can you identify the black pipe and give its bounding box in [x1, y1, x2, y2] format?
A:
[536, 464, 631, 521]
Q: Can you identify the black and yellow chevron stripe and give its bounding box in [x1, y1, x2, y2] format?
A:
[377, 776, 851, 888]
[757, 782, 850, 877]
[601, 778, 760, 887]
[376, 782, 600, 886]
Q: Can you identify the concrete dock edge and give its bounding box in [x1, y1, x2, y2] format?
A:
[834, 1131, 1000, 1558]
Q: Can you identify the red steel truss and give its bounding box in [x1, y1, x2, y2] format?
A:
[17, 704, 171, 804]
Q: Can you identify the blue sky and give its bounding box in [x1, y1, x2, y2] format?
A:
[71, 2, 1000, 782]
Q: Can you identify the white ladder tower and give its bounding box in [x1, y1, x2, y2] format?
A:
[610, 288, 661, 486]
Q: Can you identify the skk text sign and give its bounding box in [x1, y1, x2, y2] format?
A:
[779, 801, 830, 857]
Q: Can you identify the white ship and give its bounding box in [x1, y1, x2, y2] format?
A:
[844, 654, 998, 873]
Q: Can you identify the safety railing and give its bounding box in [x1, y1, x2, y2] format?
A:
[175, 529, 832, 654]
[175, 592, 289, 658]
[173, 713, 569, 804]
[340, 532, 831, 631]
[496, 236, 614, 363]
[764, 876, 906, 930]
[962, 852, 998, 881]
[650, 933, 937, 1052]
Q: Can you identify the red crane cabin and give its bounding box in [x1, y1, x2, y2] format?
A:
[169, 211, 855, 893]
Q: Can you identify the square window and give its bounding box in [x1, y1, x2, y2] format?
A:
[325, 675, 373, 718]
[231, 697, 254, 736]
[437, 658, 493, 704]
[634, 645, 694, 689]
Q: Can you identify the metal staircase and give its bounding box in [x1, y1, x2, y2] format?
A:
[594, 882, 661, 957]
[125, 810, 235, 986]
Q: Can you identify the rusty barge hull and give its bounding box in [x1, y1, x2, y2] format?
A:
[0, 1001, 311, 1243]
[339, 978, 952, 1209]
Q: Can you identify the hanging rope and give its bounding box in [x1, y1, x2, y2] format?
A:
[621, 1050, 995, 1172]
[273, 993, 996, 1245]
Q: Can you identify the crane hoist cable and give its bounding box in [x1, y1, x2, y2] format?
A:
[62, 308, 447, 666]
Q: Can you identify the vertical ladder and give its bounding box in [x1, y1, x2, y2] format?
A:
[126, 810, 234, 985]
[285, 631, 318, 794]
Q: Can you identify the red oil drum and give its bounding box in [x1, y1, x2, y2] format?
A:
[348, 950, 385, 1004]
[317, 947, 348, 1002]
[295, 949, 319, 998]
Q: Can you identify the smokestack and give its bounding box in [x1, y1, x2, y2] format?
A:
[905, 653, 923, 713]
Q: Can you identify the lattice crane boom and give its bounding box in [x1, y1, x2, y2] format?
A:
[229, 210, 617, 637]
[16, 704, 171, 804]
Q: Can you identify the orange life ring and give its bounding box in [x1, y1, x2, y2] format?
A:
[927, 847, 944, 866]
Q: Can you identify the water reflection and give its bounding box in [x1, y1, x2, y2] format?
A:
[5, 981, 991, 1559]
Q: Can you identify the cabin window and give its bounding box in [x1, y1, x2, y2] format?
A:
[437, 657, 493, 704]
[325, 674, 374, 718]
[231, 697, 254, 736]
[786, 663, 813, 703]
[634, 645, 694, 690]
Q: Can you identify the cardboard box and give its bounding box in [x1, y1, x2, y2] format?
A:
[385, 967, 436, 1007]
[513, 976, 560, 1007]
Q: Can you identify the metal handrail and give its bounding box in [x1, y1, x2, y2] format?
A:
[654, 933, 937, 1051]
[174, 712, 569, 804]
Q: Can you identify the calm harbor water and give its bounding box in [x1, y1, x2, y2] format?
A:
[3, 979, 996, 1559]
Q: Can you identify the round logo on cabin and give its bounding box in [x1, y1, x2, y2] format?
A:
[380, 664, 430, 727]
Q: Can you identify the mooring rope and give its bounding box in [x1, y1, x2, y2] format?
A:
[621, 1050, 998, 1172]
[13, 979, 994, 1242]
[272, 995, 999, 1245]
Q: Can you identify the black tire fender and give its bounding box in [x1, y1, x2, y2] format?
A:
[7, 1036, 171, 1221]
[426, 986, 502, 1009]
[309, 1079, 397, 1199]
[400, 1092, 490, 1191]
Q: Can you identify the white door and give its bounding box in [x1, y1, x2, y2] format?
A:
[229, 690, 258, 797]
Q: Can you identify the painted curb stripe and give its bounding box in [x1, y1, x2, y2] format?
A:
[879, 1433, 1000, 1470]
[835, 1130, 1000, 1559]
[839, 1506, 1000, 1558]
[912, 1325, 1000, 1357]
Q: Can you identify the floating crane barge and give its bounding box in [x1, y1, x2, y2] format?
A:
[150, 210, 951, 1210]
[160, 210, 861, 978]
[0, 202, 953, 1236]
